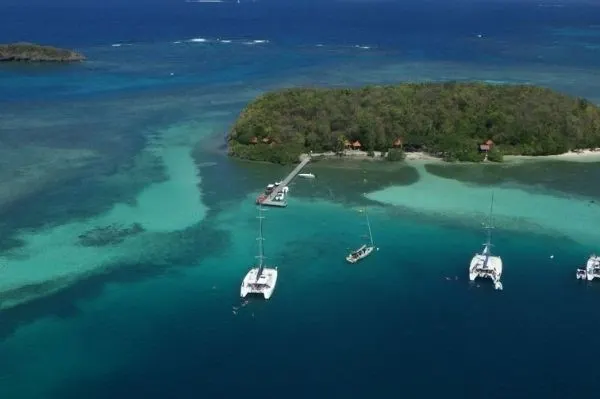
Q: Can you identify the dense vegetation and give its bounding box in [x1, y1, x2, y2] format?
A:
[228, 82, 600, 163]
[0, 43, 85, 62]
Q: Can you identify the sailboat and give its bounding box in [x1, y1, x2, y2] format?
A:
[240, 206, 278, 299]
[346, 207, 378, 263]
[469, 193, 503, 290]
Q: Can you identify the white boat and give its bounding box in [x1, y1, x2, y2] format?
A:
[273, 185, 289, 202]
[346, 207, 378, 263]
[576, 254, 600, 281]
[298, 173, 316, 179]
[469, 193, 503, 290]
[240, 206, 278, 299]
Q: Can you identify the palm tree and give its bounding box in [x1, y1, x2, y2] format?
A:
[335, 134, 347, 155]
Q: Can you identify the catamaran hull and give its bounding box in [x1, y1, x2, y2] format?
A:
[469, 254, 503, 289]
[240, 267, 278, 299]
[582, 255, 600, 281]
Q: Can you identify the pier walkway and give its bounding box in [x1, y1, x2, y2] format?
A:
[259, 155, 311, 207]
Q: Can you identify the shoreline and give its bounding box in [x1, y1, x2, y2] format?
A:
[305, 150, 443, 163]
[304, 148, 600, 165]
[505, 148, 600, 163]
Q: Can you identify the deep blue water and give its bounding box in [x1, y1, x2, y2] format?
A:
[2, 2, 600, 398]
[3, 2, 600, 54]
[3, 1, 600, 103]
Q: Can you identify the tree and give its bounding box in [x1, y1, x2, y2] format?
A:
[335, 134, 347, 154]
[386, 148, 405, 162]
[229, 82, 600, 164]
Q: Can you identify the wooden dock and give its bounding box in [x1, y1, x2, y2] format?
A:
[258, 155, 311, 207]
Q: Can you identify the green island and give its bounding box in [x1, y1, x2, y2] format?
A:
[228, 82, 600, 164]
[0, 43, 85, 62]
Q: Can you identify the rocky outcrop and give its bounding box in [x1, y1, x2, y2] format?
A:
[0, 43, 85, 62]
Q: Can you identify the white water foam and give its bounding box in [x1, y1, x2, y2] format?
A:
[177, 37, 268, 45]
[242, 39, 269, 45]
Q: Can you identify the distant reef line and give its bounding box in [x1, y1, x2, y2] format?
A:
[0, 42, 85, 63]
[227, 82, 600, 164]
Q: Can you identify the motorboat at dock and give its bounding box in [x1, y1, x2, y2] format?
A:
[256, 181, 289, 206]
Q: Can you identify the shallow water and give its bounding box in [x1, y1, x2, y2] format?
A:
[367, 162, 600, 246]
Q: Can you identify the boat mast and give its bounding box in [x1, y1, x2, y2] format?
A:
[256, 205, 265, 274]
[361, 172, 374, 247]
[483, 192, 495, 253]
[365, 207, 374, 246]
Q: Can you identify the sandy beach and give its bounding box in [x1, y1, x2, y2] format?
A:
[506, 148, 600, 163]
[308, 148, 600, 165]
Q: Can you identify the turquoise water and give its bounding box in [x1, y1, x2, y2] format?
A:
[2, 2, 600, 398]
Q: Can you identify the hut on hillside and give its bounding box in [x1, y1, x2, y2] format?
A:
[479, 139, 494, 152]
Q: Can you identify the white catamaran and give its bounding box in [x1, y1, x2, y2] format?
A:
[469, 193, 503, 290]
[240, 206, 278, 299]
[346, 207, 378, 263]
[576, 254, 600, 281]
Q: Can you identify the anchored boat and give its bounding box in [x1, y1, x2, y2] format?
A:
[346, 207, 378, 263]
[576, 254, 600, 281]
[240, 206, 278, 299]
[469, 193, 503, 290]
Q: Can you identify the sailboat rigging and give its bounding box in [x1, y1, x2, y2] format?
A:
[365, 208, 374, 247]
[256, 206, 265, 275]
[481, 192, 494, 267]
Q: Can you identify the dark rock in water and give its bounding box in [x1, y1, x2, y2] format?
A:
[0, 43, 85, 62]
[78, 223, 145, 247]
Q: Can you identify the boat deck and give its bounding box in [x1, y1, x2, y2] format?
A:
[577, 256, 600, 281]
